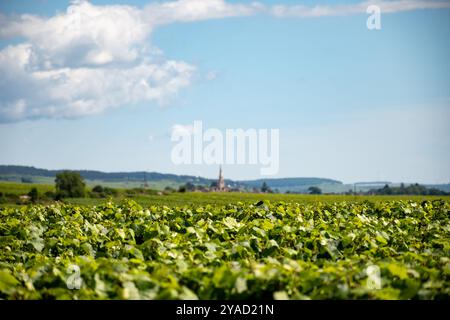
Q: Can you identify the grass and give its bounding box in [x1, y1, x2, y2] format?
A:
[63, 192, 450, 207]
[1, 181, 448, 208]
[0, 181, 55, 195]
[0, 175, 180, 190]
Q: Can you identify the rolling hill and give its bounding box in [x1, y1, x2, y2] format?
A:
[1, 165, 448, 193]
[0, 165, 344, 192]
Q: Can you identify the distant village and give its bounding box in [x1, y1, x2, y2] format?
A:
[169, 166, 278, 194]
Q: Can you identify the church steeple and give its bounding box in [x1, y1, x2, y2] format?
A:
[218, 165, 225, 191]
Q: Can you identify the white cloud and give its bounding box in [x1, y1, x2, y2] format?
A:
[270, 1, 450, 18]
[0, 100, 27, 121]
[142, 0, 264, 25]
[0, 0, 194, 122]
[0, 1, 151, 66]
[171, 123, 195, 137]
[0, 0, 449, 122]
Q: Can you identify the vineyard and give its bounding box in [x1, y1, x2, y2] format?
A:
[0, 199, 449, 299]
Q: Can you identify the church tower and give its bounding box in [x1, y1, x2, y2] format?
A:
[218, 166, 225, 191]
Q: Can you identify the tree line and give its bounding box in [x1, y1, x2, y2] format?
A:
[369, 183, 448, 196]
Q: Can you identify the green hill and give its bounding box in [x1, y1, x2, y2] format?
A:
[0, 165, 342, 192]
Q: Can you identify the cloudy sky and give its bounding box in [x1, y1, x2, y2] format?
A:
[0, 0, 449, 183]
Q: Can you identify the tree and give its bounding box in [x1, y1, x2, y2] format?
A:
[92, 185, 104, 193]
[164, 186, 175, 193]
[210, 181, 218, 188]
[43, 191, 55, 200]
[185, 182, 196, 191]
[28, 187, 38, 203]
[380, 184, 393, 195]
[21, 177, 32, 183]
[261, 182, 269, 193]
[91, 185, 117, 198]
[308, 186, 322, 195]
[371, 183, 445, 196]
[55, 171, 85, 198]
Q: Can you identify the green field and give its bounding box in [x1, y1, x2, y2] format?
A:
[0, 181, 55, 195]
[0, 177, 180, 192]
[63, 193, 450, 207]
[1, 182, 449, 300]
[0, 199, 448, 299]
[1, 181, 449, 208]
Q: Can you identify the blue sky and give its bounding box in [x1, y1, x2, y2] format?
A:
[0, 0, 449, 183]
